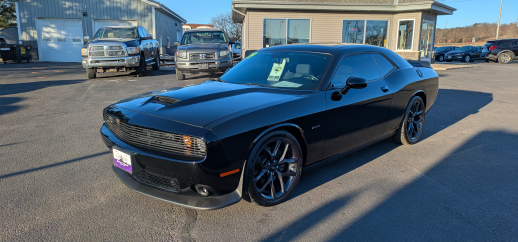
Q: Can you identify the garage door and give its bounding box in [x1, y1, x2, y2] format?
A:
[93, 20, 137, 36]
[37, 18, 83, 62]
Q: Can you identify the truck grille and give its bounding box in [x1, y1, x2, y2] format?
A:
[103, 112, 207, 161]
[89, 45, 127, 58]
[190, 53, 215, 60]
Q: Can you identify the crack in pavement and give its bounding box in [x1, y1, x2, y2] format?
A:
[180, 207, 197, 242]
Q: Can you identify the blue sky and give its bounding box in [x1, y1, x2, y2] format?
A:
[161, 0, 518, 29]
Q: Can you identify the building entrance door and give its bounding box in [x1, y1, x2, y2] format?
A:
[420, 20, 435, 63]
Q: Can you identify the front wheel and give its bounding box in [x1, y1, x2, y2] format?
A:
[175, 68, 184, 80]
[462, 55, 471, 62]
[152, 50, 160, 70]
[393, 96, 426, 145]
[438, 55, 444, 62]
[498, 53, 512, 64]
[136, 54, 146, 77]
[86, 68, 96, 79]
[245, 131, 303, 207]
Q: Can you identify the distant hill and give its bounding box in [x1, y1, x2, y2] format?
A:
[435, 22, 518, 46]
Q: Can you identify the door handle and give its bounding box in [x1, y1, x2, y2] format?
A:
[380, 86, 389, 92]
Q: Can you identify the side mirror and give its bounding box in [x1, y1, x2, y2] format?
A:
[142, 34, 152, 40]
[224, 68, 231, 73]
[174, 42, 179, 46]
[229, 39, 236, 44]
[339, 77, 367, 95]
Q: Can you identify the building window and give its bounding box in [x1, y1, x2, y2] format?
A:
[397, 20, 414, 51]
[263, 19, 310, 48]
[342, 20, 388, 47]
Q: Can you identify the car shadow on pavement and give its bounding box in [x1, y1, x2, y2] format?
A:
[0, 151, 110, 180]
[0, 80, 86, 97]
[263, 130, 518, 241]
[0, 97, 25, 116]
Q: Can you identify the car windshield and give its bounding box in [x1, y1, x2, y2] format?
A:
[93, 28, 138, 39]
[220, 51, 332, 90]
[435, 47, 450, 51]
[458, 46, 473, 51]
[181, 31, 227, 44]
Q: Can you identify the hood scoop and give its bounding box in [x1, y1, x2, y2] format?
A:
[154, 96, 180, 105]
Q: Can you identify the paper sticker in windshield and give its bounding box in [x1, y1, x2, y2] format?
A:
[271, 81, 302, 88]
[267, 59, 287, 81]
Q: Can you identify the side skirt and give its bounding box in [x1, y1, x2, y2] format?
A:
[303, 131, 396, 173]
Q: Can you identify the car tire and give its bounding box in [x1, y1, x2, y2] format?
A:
[175, 68, 184, 80]
[462, 55, 471, 62]
[446, 60, 452, 62]
[136, 54, 146, 77]
[244, 130, 303, 207]
[438, 55, 444, 62]
[86, 68, 96, 79]
[152, 50, 160, 70]
[498, 52, 512, 64]
[393, 96, 426, 145]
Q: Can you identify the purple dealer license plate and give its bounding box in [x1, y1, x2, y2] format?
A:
[113, 147, 133, 173]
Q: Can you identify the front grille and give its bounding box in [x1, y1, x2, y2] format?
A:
[89, 45, 127, 58]
[103, 112, 207, 161]
[131, 170, 180, 193]
[190, 53, 215, 60]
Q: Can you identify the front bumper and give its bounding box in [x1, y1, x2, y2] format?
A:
[82, 56, 140, 69]
[175, 57, 232, 73]
[100, 124, 244, 210]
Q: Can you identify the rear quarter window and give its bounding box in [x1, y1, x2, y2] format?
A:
[372, 54, 395, 77]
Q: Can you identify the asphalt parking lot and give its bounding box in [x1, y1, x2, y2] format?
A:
[1, 61, 518, 241]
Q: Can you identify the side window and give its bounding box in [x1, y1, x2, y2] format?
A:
[373, 53, 395, 77]
[137, 28, 143, 38]
[331, 54, 382, 87]
[141, 28, 148, 36]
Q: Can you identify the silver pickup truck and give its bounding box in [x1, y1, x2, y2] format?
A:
[81, 26, 160, 79]
[174, 28, 235, 80]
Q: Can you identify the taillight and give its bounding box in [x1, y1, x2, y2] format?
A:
[489, 46, 497, 51]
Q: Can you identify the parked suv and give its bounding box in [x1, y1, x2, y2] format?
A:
[174, 28, 235, 80]
[484, 39, 518, 64]
[445, 45, 483, 62]
[81, 26, 160, 79]
[433, 46, 457, 62]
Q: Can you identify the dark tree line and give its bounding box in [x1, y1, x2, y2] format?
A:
[436, 21, 518, 44]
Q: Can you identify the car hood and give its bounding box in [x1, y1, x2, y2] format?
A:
[178, 43, 227, 52]
[109, 81, 301, 128]
[88, 38, 139, 46]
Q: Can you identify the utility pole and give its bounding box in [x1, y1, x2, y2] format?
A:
[496, 0, 503, 39]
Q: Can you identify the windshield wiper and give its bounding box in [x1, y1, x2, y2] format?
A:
[245, 83, 270, 88]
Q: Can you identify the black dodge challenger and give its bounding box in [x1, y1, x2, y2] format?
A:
[101, 44, 439, 210]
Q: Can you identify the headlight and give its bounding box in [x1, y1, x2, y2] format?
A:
[219, 50, 229, 57]
[127, 46, 139, 55]
[81, 48, 88, 57]
[176, 52, 187, 59]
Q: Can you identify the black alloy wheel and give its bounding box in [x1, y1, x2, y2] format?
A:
[498, 52, 512, 64]
[136, 54, 146, 77]
[245, 131, 302, 207]
[393, 96, 426, 145]
[438, 55, 444, 62]
[462, 55, 471, 62]
[152, 50, 160, 70]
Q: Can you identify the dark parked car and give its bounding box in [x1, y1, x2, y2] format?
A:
[445, 45, 484, 62]
[433, 46, 457, 62]
[100, 44, 439, 210]
[484, 39, 518, 64]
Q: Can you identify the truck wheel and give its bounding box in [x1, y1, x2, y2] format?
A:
[176, 68, 184, 80]
[136, 54, 146, 77]
[152, 50, 160, 70]
[86, 68, 96, 79]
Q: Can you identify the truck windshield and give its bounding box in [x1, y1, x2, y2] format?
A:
[94, 28, 138, 39]
[181, 31, 227, 44]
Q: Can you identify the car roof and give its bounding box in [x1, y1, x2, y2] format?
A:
[185, 28, 223, 33]
[102, 26, 137, 28]
[260, 43, 370, 53]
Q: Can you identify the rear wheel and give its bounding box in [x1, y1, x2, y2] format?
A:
[462, 55, 471, 62]
[498, 52, 512, 64]
[393, 96, 426, 145]
[245, 131, 303, 207]
[438, 55, 444, 62]
[152, 50, 160, 70]
[136, 54, 146, 77]
[86, 68, 96, 79]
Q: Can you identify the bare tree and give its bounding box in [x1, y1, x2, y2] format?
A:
[209, 12, 242, 41]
